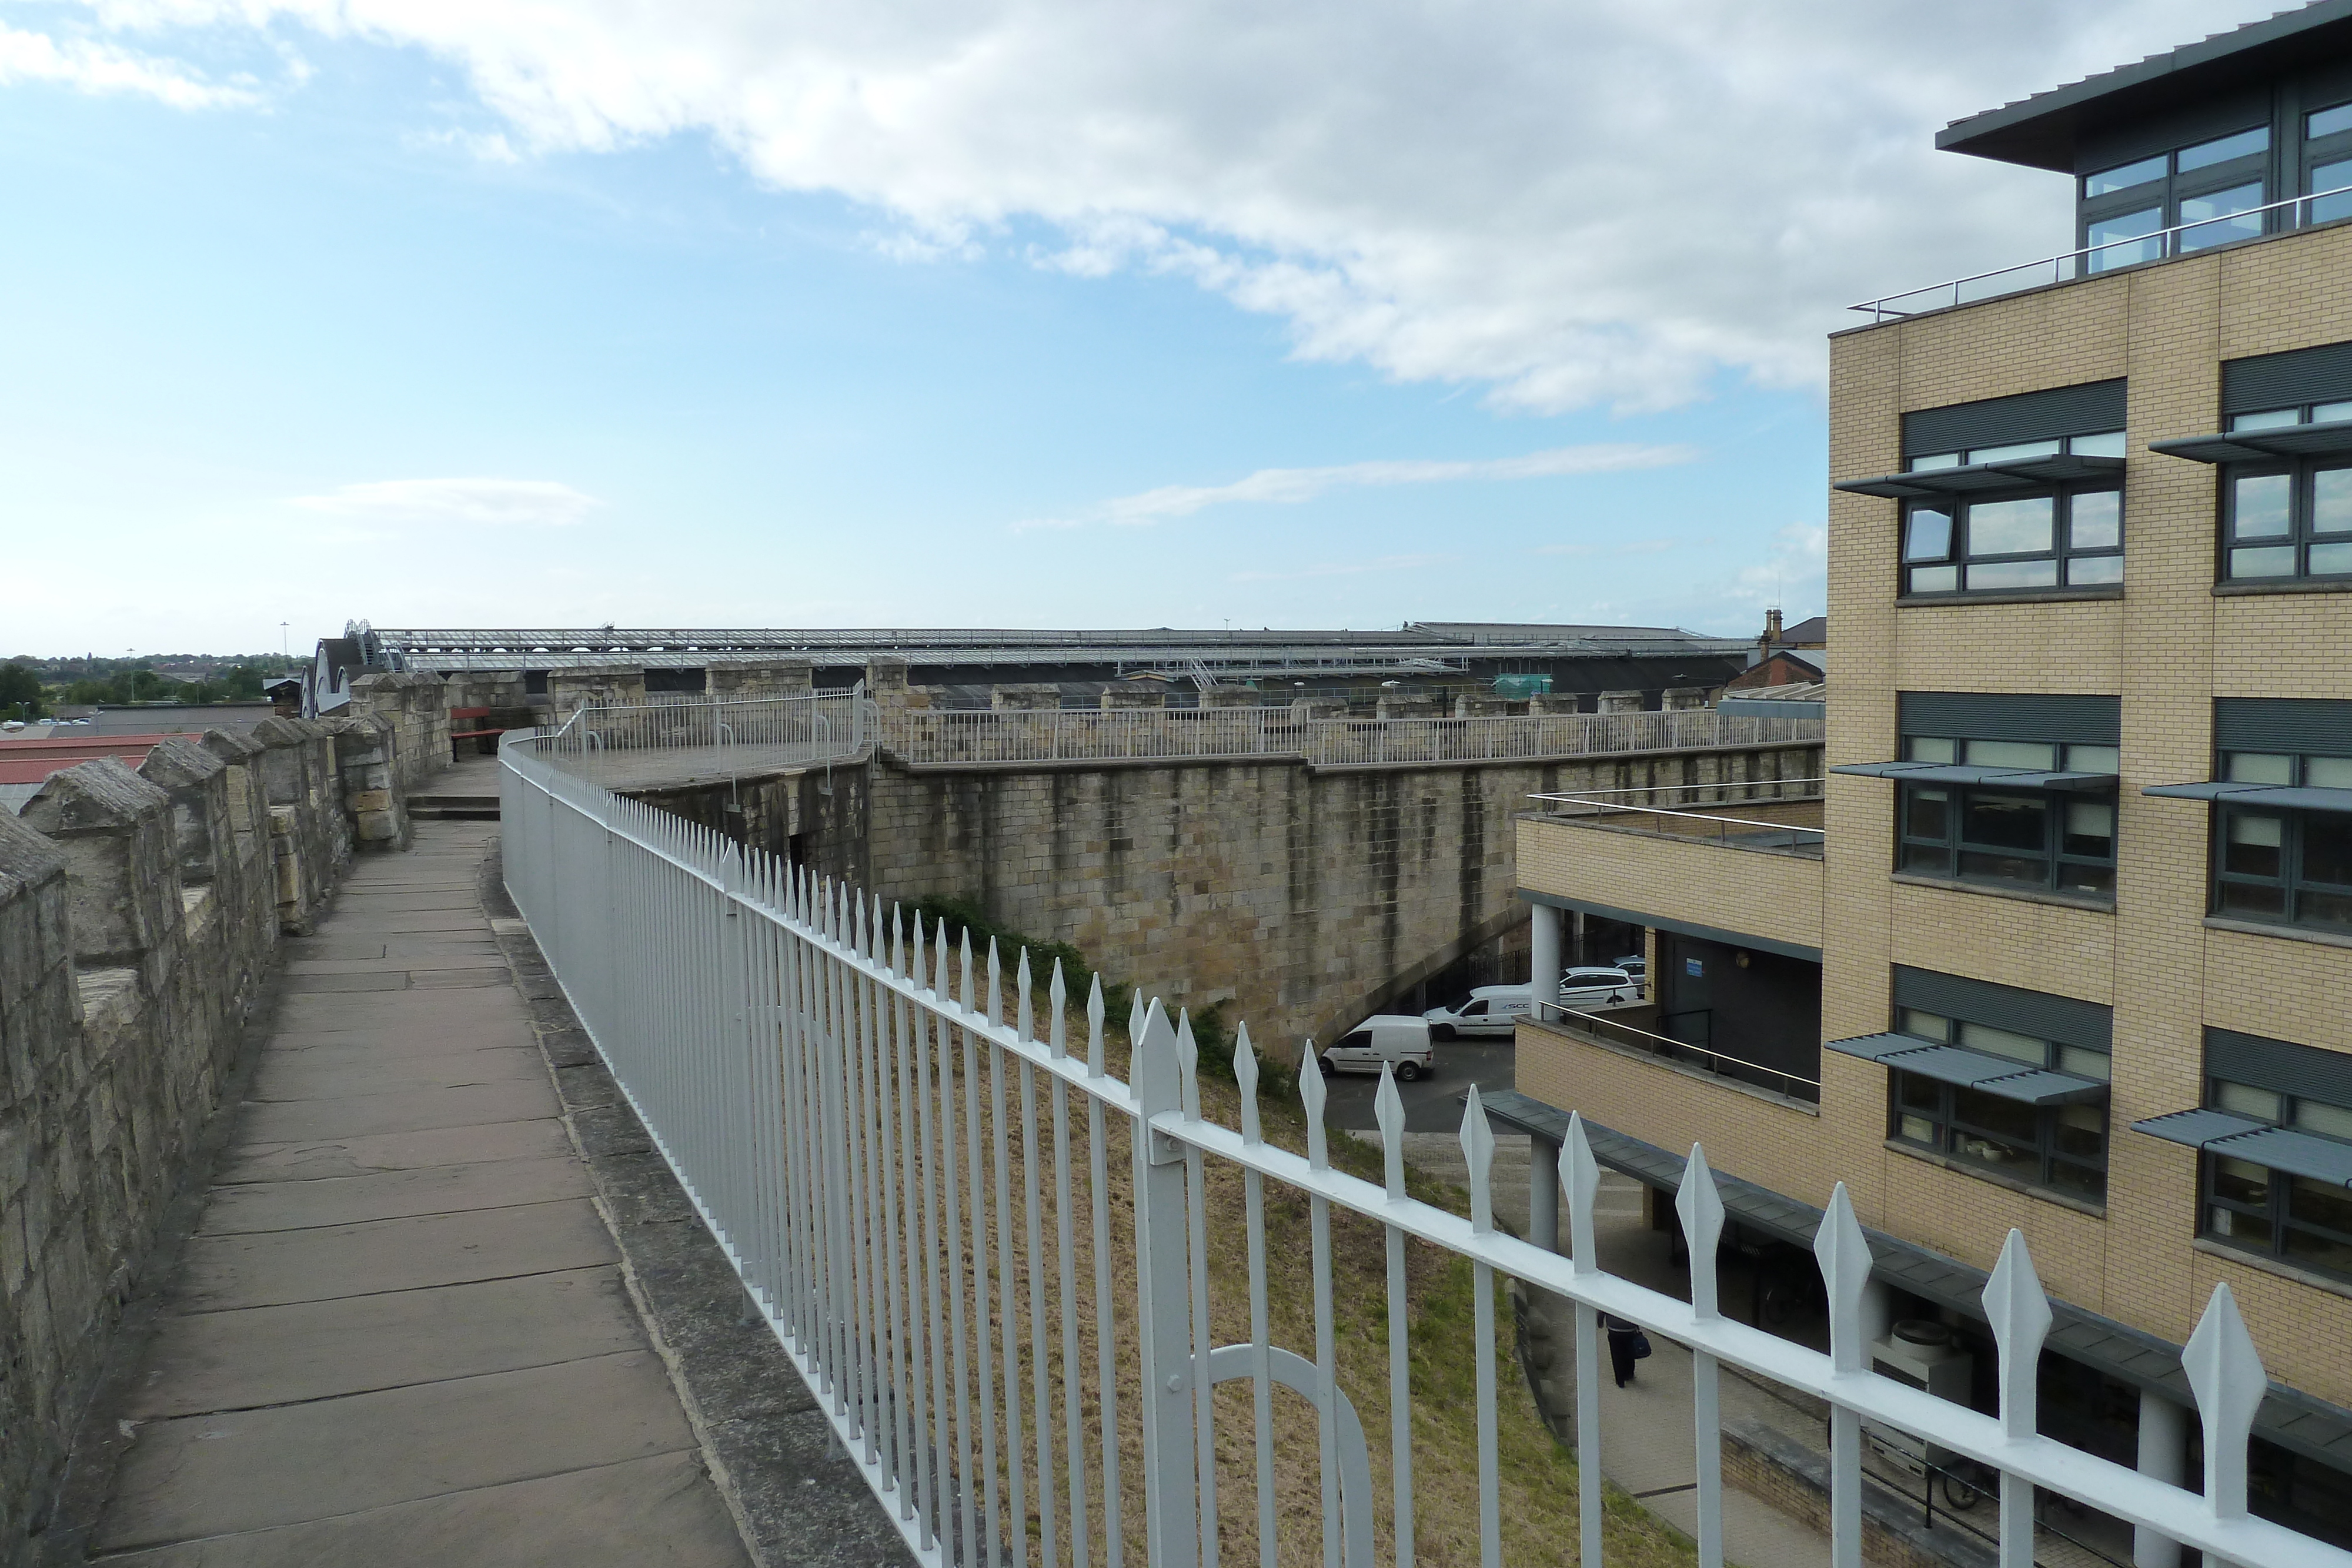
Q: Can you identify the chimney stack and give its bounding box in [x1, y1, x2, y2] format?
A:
[1762, 607, 1784, 647]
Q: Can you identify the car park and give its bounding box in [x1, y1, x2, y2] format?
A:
[1319, 1015, 1435, 1078]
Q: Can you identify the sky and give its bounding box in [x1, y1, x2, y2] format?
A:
[0, 0, 2274, 655]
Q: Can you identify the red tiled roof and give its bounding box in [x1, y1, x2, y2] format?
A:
[0, 734, 179, 786]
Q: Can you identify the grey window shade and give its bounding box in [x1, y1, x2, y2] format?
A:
[1900, 692, 2122, 745]
[2207, 1028, 2352, 1109]
[2214, 698, 2352, 757]
[1892, 966, 2112, 1054]
[2221, 340, 2352, 417]
[1902, 380, 2128, 460]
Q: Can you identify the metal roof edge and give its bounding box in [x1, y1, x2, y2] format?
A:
[1936, 0, 2352, 169]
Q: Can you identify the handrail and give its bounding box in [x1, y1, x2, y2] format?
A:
[1851, 180, 2352, 321]
[1528, 793, 1826, 840]
[1533, 778, 1825, 797]
[1535, 998, 1821, 1097]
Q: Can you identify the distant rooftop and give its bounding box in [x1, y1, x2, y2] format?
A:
[356, 622, 1751, 674]
[1939, 0, 2352, 172]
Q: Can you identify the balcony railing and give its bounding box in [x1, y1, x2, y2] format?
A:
[1852, 181, 2352, 322]
[1528, 781, 1826, 858]
[1534, 998, 1822, 1102]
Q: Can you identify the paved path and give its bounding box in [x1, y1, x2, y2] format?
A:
[84, 820, 750, 1566]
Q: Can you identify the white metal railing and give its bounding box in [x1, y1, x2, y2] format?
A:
[1528, 781, 1826, 854]
[880, 707, 1823, 768]
[1853, 181, 2352, 321]
[499, 730, 2352, 1568]
[1531, 999, 1822, 1102]
[543, 690, 870, 775]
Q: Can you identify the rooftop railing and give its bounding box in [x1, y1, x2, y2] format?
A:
[1852, 181, 2352, 322]
[1527, 781, 1826, 856]
[882, 707, 1824, 768]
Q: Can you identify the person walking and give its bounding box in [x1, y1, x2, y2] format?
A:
[1604, 1313, 1646, 1388]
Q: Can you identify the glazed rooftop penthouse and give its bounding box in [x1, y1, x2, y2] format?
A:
[1859, 0, 2352, 319]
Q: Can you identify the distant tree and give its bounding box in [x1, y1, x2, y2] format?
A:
[0, 661, 45, 721]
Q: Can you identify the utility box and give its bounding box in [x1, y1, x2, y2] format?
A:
[1867, 1319, 1973, 1469]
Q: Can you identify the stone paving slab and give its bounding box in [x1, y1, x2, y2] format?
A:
[199, 1154, 594, 1233]
[272, 990, 531, 1029]
[281, 967, 512, 994]
[172, 1198, 618, 1310]
[312, 915, 495, 937]
[96, 1351, 696, 1552]
[262, 1027, 547, 1063]
[215, 1118, 576, 1183]
[230, 1078, 559, 1144]
[99, 1450, 747, 1567]
[252, 1044, 545, 1101]
[287, 955, 510, 975]
[328, 891, 487, 911]
[125, 1266, 646, 1417]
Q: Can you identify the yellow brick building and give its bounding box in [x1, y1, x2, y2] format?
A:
[1505, 7, 2352, 1553]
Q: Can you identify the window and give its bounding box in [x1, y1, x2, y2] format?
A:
[1889, 1008, 2108, 1199]
[1895, 738, 2117, 897]
[2082, 126, 2271, 270]
[2209, 751, 2352, 931]
[2201, 1078, 2352, 1279]
[2220, 457, 2352, 581]
[1902, 482, 2123, 596]
[2310, 101, 2352, 226]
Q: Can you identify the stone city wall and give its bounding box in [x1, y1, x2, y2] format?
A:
[348, 671, 452, 793]
[1, 720, 413, 1566]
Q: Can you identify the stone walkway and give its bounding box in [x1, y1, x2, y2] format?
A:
[81, 820, 750, 1566]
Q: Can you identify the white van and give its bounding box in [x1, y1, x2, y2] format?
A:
[1318, 1015, 1435, 1079]
[1422, 985, 1536, 1038]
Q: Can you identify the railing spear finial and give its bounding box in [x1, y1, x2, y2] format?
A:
[2184, 1281, 2267, 1522]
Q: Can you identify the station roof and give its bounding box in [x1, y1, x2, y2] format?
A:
[1937, 0, 2352, 172]
[358, 624, 1752, 675]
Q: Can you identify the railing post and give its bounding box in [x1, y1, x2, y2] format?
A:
[1131, 1001, 1200, 1568]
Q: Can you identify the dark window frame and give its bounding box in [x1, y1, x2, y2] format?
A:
[1901, 480, 2124, 599]
[2219, 446, 2352, 584]
[1886, 1009, 2108, 1201]
[2080, 128, 2272, 268]
[2304, 100, 2352, 226]
[2207, 750, 2352, 933]
[2199, 1079, 2352, 1283]
[1892, 735, 2118, 900]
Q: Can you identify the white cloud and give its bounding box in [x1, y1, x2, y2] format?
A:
[50, 1, 2253, 409]
[1230, 552, 1454, 584]
[289, 477, 601, 527]
[1023, 443, 1693, 530]
[0, 20, 257, 106]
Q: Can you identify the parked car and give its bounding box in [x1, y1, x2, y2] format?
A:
[1612, 954, 1647, 981]
[1563, 966, 1641, 1008]
[1319, 1015, 1435, 1079]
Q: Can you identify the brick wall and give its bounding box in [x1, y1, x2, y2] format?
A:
[1813, 222, 2352, 1402]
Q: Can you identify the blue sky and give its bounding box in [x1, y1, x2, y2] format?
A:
[1, 1, 2258, 653]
